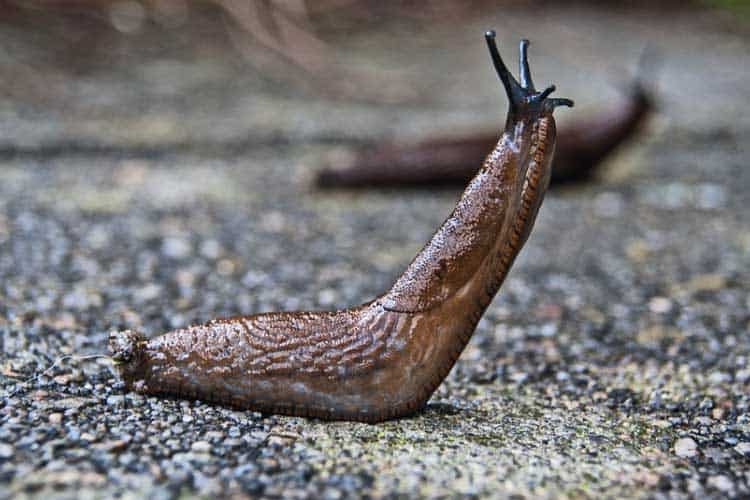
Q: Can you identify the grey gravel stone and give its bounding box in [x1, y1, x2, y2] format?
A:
[106, 395, 126, 407]
[191, 441, 212, 454]
[675, 438, 699, 458]
[707, 475, 734, 493]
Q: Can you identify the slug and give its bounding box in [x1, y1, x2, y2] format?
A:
[315, 70, 650, 189]
[109, 31, 573, 423]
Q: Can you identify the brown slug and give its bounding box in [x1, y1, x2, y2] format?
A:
[315, 70, 651, 189]
[109, 31, 573, 423]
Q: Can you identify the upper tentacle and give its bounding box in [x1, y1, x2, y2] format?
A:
[485, 30, 524, 113]
[519, 39, 534, 91]
[485, 30, 574, 120]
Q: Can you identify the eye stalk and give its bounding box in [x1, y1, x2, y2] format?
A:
[518, 39, 534, 91]
[484, 30, 573, 119]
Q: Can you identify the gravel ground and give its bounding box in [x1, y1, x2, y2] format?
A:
[1, 4, 749, 499]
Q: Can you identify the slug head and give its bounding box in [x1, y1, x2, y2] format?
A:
[109, 329, 147, 388]
[485, 31, 573, 125]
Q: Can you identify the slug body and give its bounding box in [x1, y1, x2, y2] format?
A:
[110, 32, 573, 423]
[315, 76, 650, 188]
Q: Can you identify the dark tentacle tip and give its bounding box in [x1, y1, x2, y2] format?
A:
[485, 29, 573, 119]
[484, 30, 524, 111]
[547, 98, 575, 109]
[519, 39, 534, 91]
[538, 85, 556, 100]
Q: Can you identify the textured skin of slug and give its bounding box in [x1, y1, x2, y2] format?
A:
[383, 117, 553, 313]
[110, 32, 572, 423]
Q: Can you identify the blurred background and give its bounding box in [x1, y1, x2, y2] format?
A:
[1, 0, 749, 152]
[1, 1, 749, 499]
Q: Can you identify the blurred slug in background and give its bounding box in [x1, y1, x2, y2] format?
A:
[316, 69, 653, 189]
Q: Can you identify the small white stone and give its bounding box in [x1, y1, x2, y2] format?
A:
[200, 239, 222, 259]
[318, 289, 337, 306]
[674, 437, 698, 458]
[708, 371, 730, 384]
[735, 442, 750, 456]
[696, 183, 726, 210]
[648, 296, 673, 314]
[162, 237, 191, 258]
[134, 283, 162, 303]
[707, 475, 733, 492]
[191, 441, 211, 454]
[693, 416, 713, 426]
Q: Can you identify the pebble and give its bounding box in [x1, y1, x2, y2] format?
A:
[205, 431, 225, 442]
[134, 283, 162, 303]
[95, 440, 129, 453]
[200, 239, 223, 259]
[0, 443, 14, 459]
[50, 398, 93, 412]
[693, 416, 712, 426]
[118, 453, 137, 467]
[648, 391, 663, 410]
[706, 475, 734, 493]
[191, 441, 212, 454]
[162, 237, 192, 259]
[106, 395, 126, 407]
[318, 289, 338, 306]
[267, 434, 298, 447]
[708, 372, 730, 385]
[648, 297, 673, 314]
[696, 183, 727, 210]
[698, 398, 714, 411]
[674, 438, 698, 458]
[734, 442, 750, 456]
